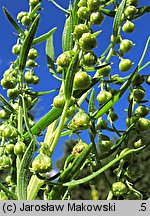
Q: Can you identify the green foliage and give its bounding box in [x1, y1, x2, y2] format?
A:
[0, 0, 150, 200]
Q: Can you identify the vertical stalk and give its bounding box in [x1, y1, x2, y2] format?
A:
[49, 100, 70, 156]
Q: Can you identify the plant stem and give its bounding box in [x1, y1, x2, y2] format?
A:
[49, 100, 70, 156]
[27, 175, 45, 200]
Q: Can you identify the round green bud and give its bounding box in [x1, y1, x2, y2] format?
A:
[97, 119, 108, 130]
[69, 110, 91, 130]
[26, 59, 38, 67]
[12, 44, 21, 55]
[7, 88, 19, 100]
[24, 71, 34, 84]
[125, 164, 142, 181]
[87, 0, 100, 11]
[74, 71, 92, 90]
[0, 155, 11, 170]
[132, 87, 145, 103]
[122, 20, 135, 33]
[21, 15, 32, 26]
[74, 24, 89, 40]
[31, 153, 52, 173]
[120, 39, 134, 53]
[53, 94, 65, 108]
[97, 65, 111, 77]
[77, 0, 87, 7]
[146, 76, 150, 85]
[72, 140, 88, 157]
[135, 105, 149, 117]
[90, 11, 104, 25]
[79, 32, 97, 51]
[14, 141, 27, 156]
[82, 51, 97, 66]
[124, 5, 137, 19]
[112, 182, 128, 197]
[28, 48, 38, 60]
[126, 0, 138, 7]
[132, 74, 144, 86]
[136, 117, 150, 131]
[97, 89, 112, 104]
[1, 76, 17, 89]
[17, 11, 28, 21]
[56, 51, 72, 68]
[0, 110, 10, 120]
[119, 58, 132, 72]
[77, 6, 90, 20]
[29, 0, 39, 6]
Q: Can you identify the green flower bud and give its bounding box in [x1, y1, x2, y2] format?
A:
[7, 88, 19, 100]
[97, 89, 112, 104]
[132, 87, 145, 103]
[97, 119, 108, 130]
[136, 118, 150, 131]
[31, 153, 52, 173]
[74, 24, 89, 40]
[72, 140, 88, 157]
[26, 59, 38, 67]
[17, 11, 28, 21]
[69, 110, 91, 130]
[120, 39, 134, 53]
[90, 11, 104, 25]
[77, 7, 90, 20]
[87, 0, 100, 11]
[79, 33, 97, 51]
[112, 182, 128, 197]
[74, 71, 92, 90]
[78, 0, 87, 7]
[82, 51, 97, 66]
[28, 48, 38, 60]
[56, 51, 72, 68]
[14, 141, 27, 156]
[124, 5, 137, 19]
[119, 58, 132, 72]
[1, 76, 17, 89]
[21, 15, 32, 26]
[53, 94, 65, 108]
[135, 105, 149, 117]
[0, 155, 11, 170]
[12, 44, 21, 55]
[122, 20, 135, 33]
[97, 65, 111, 77]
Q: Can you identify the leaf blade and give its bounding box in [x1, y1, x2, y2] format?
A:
[3, 7, 24, 35]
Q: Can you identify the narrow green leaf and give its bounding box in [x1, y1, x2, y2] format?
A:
[63, 146, 144, 187]
[0, 182, 18, 200]
[46, 31, 56, 73]
[0, 94, 17, 114]
[72, 0, 80, 26]
[88, 89, 96, 114]
[18, 140, 35, 200]
[19, 15, 40, 71]
[3, 7, 24, 35]
[100, 8, 116, 17]
[99, 124, 134, 160]
[64, 51, 79, 100]
[23, 107, 63, 139]
[92, 66, 138, 119]
[113, 0, 127, 39]
[33, 27, 57, 44]
[134, 6, 150, 20]
[29, 3, 41, 19]
[62, 3, 74, 51]
[48, 143, 92, 200]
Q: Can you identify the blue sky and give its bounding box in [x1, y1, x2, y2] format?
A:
[0, 0, 150, 164]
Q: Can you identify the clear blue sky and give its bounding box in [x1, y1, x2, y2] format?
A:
[0, 0, 150, 164]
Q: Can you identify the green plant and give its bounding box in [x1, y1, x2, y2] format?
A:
[0, 0, 150, 201]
